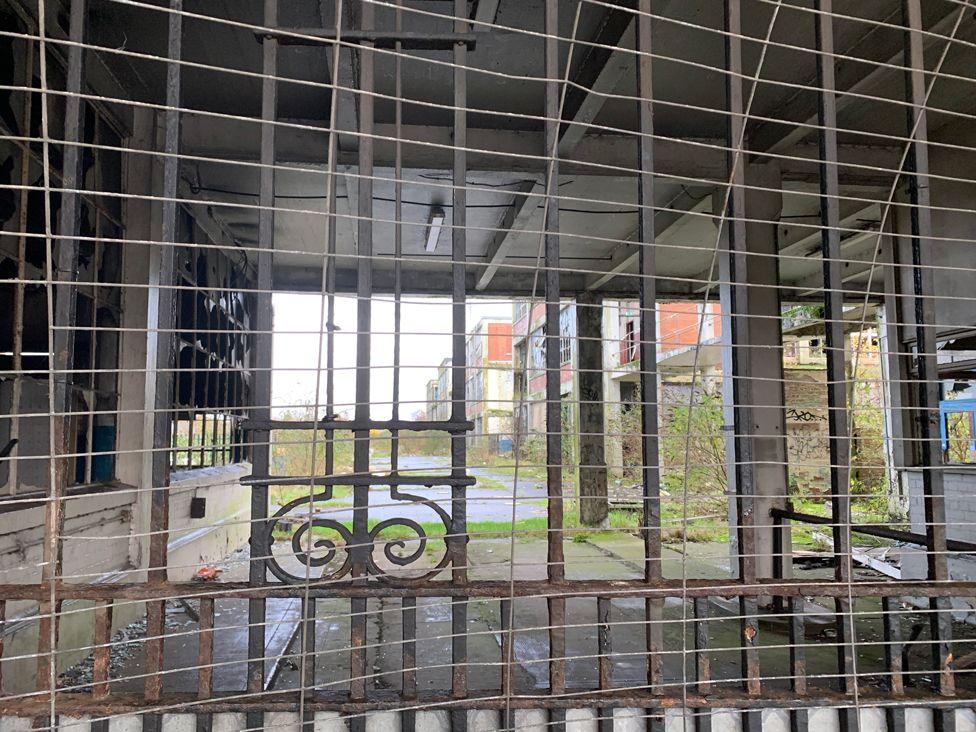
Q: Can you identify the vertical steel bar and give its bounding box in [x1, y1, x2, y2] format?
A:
[301, 597, 315, 731]
[635, 0, 664, 698]
[903, 0, 954, 706]
[402, 597, 417, 732]
[143, 1, 182, 717]
[9, 36, 35, 494]
[349, 2, 375, 721]
[247, 2, 277, 729]
[0, 599, 5, 694]
[723, 0, 760, 706]
[451, 2, 470, 725]
[92, 600, 113, 699]
[788, 596, 808, 732]
[543, 4, 565, 728]
[694, 598, 712, 732]
[814, 4, 856, 712]
[499, 598, 513, 731]
[598, 597, 613, 732]
[197, 597, 215, 700]
[883, 597, 906, 732]
[39, 0, 86, 703]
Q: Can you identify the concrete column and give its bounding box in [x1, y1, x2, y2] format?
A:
[577, 293, 609, 526]
[716, 162, 790, 580]
[116, 107, 160, 571]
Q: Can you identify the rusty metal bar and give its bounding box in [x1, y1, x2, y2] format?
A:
[451, 2, 469, 726]
[246, 1, 278, 728]
[197, 597, 214, 700]
[903, 0, 954, 706]
[722, 0, 761, 711]
[38, 0, 87, 703]
[92, 600, 113, 699]
[0, 600, 4, 694]
[243, 474, 476, 487]
[4, 688, 971, 716]
[258, 28, 477, 49]
[240, 419, 474, 433]
[771, 508, 976, 553]
[814, 3, 856, 713]
[693, 597, 711, 732]
[500, 597, 513, 731]
[401, 597, 416, 732]
[598, 597, 613, 732]
[635, 0, 665, 700]
[143, 2, 182, 723]
[348, 4, 375, 725]
[543, 4, 564, 728]
[882, 596, 906, 732]
[788, 596, 808, 732]
[0, 577, 971, 601]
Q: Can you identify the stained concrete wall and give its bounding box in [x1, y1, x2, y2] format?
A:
[0, 464, 251, 694]
[903, 468, 976, 609]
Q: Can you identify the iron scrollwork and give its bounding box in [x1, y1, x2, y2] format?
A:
[264, 482, 458, 586]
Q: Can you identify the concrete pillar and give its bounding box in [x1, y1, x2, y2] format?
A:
[576, 293, 608, 526]
[716, 162, 790, 580]
[116, 106, 160, 571]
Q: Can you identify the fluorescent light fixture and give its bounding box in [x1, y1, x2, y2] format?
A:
[425, 207, 445, 252]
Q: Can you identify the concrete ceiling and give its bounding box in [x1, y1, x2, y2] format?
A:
[83, 0, 976, 298]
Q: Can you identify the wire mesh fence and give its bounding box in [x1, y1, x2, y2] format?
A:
[0, 0, 975, 729]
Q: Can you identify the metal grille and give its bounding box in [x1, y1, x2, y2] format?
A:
[0, 0, 975, 730]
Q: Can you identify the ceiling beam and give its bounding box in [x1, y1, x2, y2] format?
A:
[777, 201, 879, 257]
[180, 116, 899, 185]
[471, 0, 501, 25]
[558, 1, 643, 158]
[585, 189, 712, 290]
[750, 7, 961, 155]
[475, 178, 540, 290]
[320, 1, 360, 152]
[475, 0, 660, 289]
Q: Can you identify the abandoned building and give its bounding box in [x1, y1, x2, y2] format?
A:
[1, 0, 976, 729]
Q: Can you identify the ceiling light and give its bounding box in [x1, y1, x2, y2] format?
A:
[425, 207, 445, 252]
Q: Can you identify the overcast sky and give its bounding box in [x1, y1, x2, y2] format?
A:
[271, 294, 512, 419]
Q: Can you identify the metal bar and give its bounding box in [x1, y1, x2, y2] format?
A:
[243, 474, 476, 487]
[903, 0, 954, 702]
[452, 0, 470, 721]
[197, 597, 215, 699]
[246, 1, 277, 728]
[240, 419, 475, 433]
[883, 597, 906, 732]
[543, 0, 564, 587]
[598, 597, 613, 732]
[544, 5, 565, 722]
[723, 0, 760, 700]
[9, 35, 35, 495]
[635, 0, 665, 697]
[38, 0, 87, 703]
[0, 578, 972, 602]
[0, 600, 4, 694]
[788, 596, 808, 732]
[5, 688, 971, 716]
[500, 597, 513, 731]
[814, 3, 856, 709]
[92, 600, 113, 699]
[348, 4, 375, 722]
[694, 597, 712, 732]
[143, 1, 182, 718]
[301, 598, 316, 730]
[770, 508, 976, 553]
[257, 29, 478, 50]
[402, 603, 417, 732]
